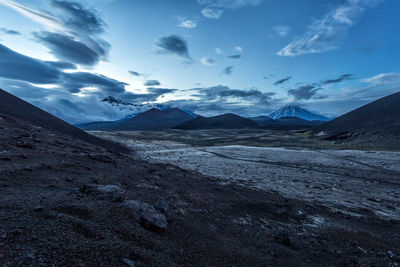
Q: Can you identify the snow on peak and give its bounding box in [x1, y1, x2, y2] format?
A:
[269, 105, 329, 121]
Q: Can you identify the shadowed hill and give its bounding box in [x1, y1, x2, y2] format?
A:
[0, 88, 129, 153]
[317, 92, 400, 135]
[175, 113, 258, 130]
[111, 108, 195, 130]
[316, 92, 400, 149]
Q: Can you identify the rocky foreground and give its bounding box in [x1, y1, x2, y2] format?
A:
[1, 113, 400, 266]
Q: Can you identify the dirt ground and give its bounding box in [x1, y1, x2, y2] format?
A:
[1, 117, 400, 266]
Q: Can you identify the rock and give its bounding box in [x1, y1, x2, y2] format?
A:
[155, 199, 169, 216]
[122, 258, 135, 266]
[274, 230, 291, 246]
[124, 200, 168, 231]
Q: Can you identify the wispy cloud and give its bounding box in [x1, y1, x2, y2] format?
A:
[176, 16, 198, 28]
[278, 0, 384, 57]
[362, 73, 400, 85]
[322, 74, 353, 84]
[128, 70, 141, 77]
[223, 66, 233, 75]
[272, 25, 290, 37]
[226, 54, 241, 59]
[274, 76, 292, 85]
[235, 46, 243, 52]
[288, 85, 321, 100]
[198, 0, 264, 19]
[215, 48, 224, 54]
[201, 57, 216, 66]
[0, 27, 21, 35]
[201, 8, 223, 19]
[144, 80, 161, 86]
[0, 0, 110, 66]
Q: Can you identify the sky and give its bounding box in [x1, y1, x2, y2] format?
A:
[0, 0, 399, 123]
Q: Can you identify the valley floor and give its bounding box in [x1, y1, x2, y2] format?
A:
[93, 130, 400, 223]
[1, 117, 400, 266]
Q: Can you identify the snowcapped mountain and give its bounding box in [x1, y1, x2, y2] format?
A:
[101, 96, 170, 119]
[268, 105, 330, 121]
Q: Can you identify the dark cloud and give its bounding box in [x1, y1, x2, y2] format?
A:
[50, 0, 105, 34]
[34, 32, 107, 66]
[45, 61, 77, 70]
[288, 85, 320, 100]
[197, 85, 274, 103]
[223, 66, 233, 75]
[274, 76, 292, 85]
[155, 35, 192, 60]
[4, 0, 111, 67]
[322, 74, 353, 84]
[147, 87, 177, 95]
[144, 80, 161, 86]
[0, 28, 21, 35]
[129, 71, 141, 76]
[226, 54, 241, 59]
[0, 43, 62, 84]
[62, 72, 127, 93]
[0, 43, 127, 95]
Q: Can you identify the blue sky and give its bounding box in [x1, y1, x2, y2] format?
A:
[0, 0, 399, 123]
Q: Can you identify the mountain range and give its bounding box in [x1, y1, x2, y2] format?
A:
[175, 113, 258, 130]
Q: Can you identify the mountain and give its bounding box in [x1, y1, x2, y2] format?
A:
[276, 117, 325, 126]
[0, 88, 128, 153]
[175, 113, 258, 130]
[249, 116, 278, 126]
[317, 92, 400, 140]
[100, 95, 170, 121]
[109, 108, 195, 131]
[269, 105, 330, 121]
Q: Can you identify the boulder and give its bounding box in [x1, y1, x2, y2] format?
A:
[124, 200, 167, 231]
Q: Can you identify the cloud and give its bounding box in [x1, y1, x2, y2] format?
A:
[215, 48, 224, 54]
[288, 85, 321, 100]
[128, 70, 141, 77]
[223, 66, 233, 75]
[201, 8, 224, 19]
[176, 16, 198, 28]
[198, 0, 264, 9]
[199, 85, 275, 103]
[34, 31, 107, 66]
[0, 27, 21, 35]
[201, 57, 216, 66]
[0, 0, 110, 66]
[226, 54, 241, 59]
[235, 46, 243, 52]
[278, 0, 383, 57]
[62, 72, 127, 93]
[322, 74, 353, 84]
[146, 87, 177, 95]
[198, 0, 264, 19]
[0, 42, 127, 95]
[144, 80, 161, 86]
[0, 43, 62, 84]
[272, 25, 290, 37]
[362, 73, 400, 85]
[155, 35, 192, 60]
[50, 0, 105, 34]
[45, 61, 77, 70]
[274, 76, 292, 85]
